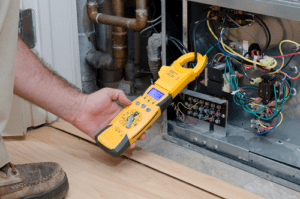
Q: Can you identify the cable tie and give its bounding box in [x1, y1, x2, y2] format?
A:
[231, 90, 240, 95]
[253, 55, 258, 70]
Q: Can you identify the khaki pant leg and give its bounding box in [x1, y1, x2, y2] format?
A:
[0, 0, 20, 167]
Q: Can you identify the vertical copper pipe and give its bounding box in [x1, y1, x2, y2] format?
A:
[112, 0, 127, 70]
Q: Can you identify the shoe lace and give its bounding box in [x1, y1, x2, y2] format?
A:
[0, 162, 17, 175]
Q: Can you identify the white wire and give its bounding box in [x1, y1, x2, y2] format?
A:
[140, 20, 162, 35]
[148, 15, 162, 23]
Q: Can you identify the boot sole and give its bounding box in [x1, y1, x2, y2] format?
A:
[22, 173, 69, 199]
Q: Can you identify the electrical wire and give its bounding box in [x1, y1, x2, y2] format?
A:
[201, 110, 219, 121]
[207, 11, 278, 69]
[272, 52, 300, 59]
[147, 15, 162, 23]
[169, 36, 189, 53]
[140, 20, 161, 35]
[224, 13, 261, 48]
[169, 39, 185, 55]
[271, 40, 300, 73]
[192, 18, 214, 63]
[253, 15, 271, 52]
[282, 49, 300, 70]
[240, 52, 253, 82]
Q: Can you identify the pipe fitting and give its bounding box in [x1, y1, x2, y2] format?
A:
[85, 49, 113, 70]
[87, 0, 148, 32]
[147, 33, 162, 81]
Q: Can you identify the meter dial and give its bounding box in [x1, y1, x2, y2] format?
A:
[119, 109, 142, 128]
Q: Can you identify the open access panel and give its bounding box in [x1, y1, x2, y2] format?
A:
[162, 0, 300, 191]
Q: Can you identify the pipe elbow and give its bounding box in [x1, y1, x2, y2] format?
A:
[87, 3, 98, 23]
[129, 9, 148, 32]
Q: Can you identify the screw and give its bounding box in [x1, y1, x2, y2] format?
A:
[289, 65, 298, 74]
[221, 114, 225, 118]
[248, 23, 252, 26]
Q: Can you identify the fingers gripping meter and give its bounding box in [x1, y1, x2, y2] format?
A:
[95, 53, 207, 156]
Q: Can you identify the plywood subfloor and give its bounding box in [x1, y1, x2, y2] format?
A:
[5, 126, 219, 199]
[51, 120, 263, 199]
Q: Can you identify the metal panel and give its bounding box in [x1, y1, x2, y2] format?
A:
[188, 0, 300, 22]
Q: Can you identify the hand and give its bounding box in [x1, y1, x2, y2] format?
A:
[72, 88, 147, 149]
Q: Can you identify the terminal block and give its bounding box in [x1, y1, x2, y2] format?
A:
[181, 89, 228, 128]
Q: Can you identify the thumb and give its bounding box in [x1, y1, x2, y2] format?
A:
[105, 88, 131, 105]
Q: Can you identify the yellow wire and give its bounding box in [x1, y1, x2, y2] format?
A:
[210, 53, 224, 66]
[258, 112, 283, 129]
[270, 40, 300, 74]
[249, 103, 283, 129]
[206, 11, 278, 70]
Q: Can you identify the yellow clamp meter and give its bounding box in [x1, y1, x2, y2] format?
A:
[95, 53, 207, 156]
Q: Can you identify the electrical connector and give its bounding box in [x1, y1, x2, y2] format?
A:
[260, 56, 275, 67]
[250, 77, 262, 84]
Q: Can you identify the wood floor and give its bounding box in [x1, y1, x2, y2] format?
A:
[4, 120, 262, 199]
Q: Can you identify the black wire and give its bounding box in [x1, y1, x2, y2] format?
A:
[254, 15, 271, 53]
[282, 49, 300, 70]
[240, 52, 253, 82]
[169, 36, 189, 53]
[169, 38, 185, 55]
[192, 18, 214, 63]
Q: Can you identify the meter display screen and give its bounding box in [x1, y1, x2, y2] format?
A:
[147, 88, 165, 101]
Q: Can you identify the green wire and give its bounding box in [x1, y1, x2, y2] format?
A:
[205, 43, 218, 55]
[241, 86, 258, 90]
[274, 85, 278, 111]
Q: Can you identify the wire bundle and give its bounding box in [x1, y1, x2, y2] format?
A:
[168, 10, 298, 135]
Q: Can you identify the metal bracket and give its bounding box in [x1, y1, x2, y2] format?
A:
[18, 9, 36, 49]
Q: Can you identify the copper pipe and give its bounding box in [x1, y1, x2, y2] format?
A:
[87, 0, 148, 32]
[111, 0, 127, 70]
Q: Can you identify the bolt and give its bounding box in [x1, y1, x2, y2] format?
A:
[248, 23, 252, 26]
[289, 65, 298, 74]
[193, 138, 198, 142]
[213, 145, 218, 150]
[291, 88, 297, 96]
[202, 141, 206, 146]
[221, 114, 225, 118]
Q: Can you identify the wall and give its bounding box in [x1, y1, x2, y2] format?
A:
[3, 0, 81, 136]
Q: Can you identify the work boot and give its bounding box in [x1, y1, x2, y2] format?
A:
[0, 162, 69, 199]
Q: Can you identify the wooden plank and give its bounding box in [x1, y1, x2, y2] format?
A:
[51, 120, 263, 199]
[5, 126, 218, 199]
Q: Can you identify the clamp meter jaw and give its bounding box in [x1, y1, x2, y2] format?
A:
[95, 53, 207, 157]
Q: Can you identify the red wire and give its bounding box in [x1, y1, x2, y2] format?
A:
[257, 107, 274, 131]
[272, 52, 300, 59]
[201, 110, 219, 121]
[273, 74, 290, 94]
[181, 120, 198, 124]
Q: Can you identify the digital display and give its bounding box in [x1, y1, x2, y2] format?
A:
[147, 88, 165, 101]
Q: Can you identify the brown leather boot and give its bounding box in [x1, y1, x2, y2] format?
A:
[0, 162, 69, 199]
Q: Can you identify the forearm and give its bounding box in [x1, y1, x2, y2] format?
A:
[14, 37, 87, 123]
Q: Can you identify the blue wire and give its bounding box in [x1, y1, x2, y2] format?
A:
[218, 29, 240, 59]
[257, 116, 279, 135]
[186, 108, 204, 126]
